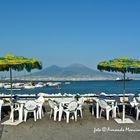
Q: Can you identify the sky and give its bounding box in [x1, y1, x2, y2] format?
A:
[0, 0, 140, 72]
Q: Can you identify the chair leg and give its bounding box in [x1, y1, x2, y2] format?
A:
[0, 108, 1, 121]
[117, 107, 120, 117]
[41, 109, 44, 117]
[106, 110, 109, 120]
[129, 107, 132, 115]
[10, 109, 14, 122]
[112, 107, 116, 118]
[50, 109, 53, 119]
[100, 109, 103, 118]
[34, 111, 37, 122]
[38, 106, 43, 119]
[37, 110, 39, 119]
[37, 109, 41, 119]
[54, 110, 57, 121]
[58, 108, 63, 122]
[136, 110, 139, 120]
[24, 111, 28, 122]
[39, 108, 42, 119]
[74, 111, 77, 121]
[92, 105, 94, 115]
[66, 112, 70, 123]
[79, 108, 83, 118]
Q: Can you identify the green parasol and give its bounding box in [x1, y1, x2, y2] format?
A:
[0, 54, 42, 96]
[97, 57, 140, 123]
[97, 57, 140, 94]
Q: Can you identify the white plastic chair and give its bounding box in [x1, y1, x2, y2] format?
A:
[136, 105, 140, 120]
[128, 96, 137, 115]
[9, 101, 20, 122]
[77, 97, 84, 118]
[113, 101, 120, 117]
[48, 99, 60, 121]
[98, 99, 116, 120]
[36, 96, 45, 119]
[24, 100, 38, 122]
[63, 100, 78, 123]
[0, 100, 4, 121]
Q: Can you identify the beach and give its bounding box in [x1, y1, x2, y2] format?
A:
[0, 103, 140, 140]
[1, 0, 140, 139]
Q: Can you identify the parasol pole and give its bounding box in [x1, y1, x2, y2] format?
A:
[9, 67, 13, 98]
[122, 71, 126, 121]
[123, 72, 126, 94]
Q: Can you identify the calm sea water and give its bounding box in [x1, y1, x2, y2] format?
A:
[0, 80, 140, 95]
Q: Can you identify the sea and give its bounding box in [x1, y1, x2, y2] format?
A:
[0, 80, 140, 95]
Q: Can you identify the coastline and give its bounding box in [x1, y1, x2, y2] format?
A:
[3, 76, 140, 81]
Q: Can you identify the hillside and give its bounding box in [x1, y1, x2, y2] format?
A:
[30, 64, 118, 80]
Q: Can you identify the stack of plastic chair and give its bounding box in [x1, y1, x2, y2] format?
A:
[48, 99, 60, 121]
[77, 97, 84, 118]
[24, 100, 38, 122]
[98, 99, 116, 120]
[36, 96, 45, 119]
[63, 100, 78, 123]
[9, 99, 20, 122]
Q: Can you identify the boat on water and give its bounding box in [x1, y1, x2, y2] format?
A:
[4, 83, 24, 90]
[6, 88, 21, 91]
[35, 82, 44, 88]
[65, 82, 71, 84]
[47, 82, 61, 87]
[2, 82, 47, 90]
[115, 77, 133, 81]
[0, 83, 4, 88]
[24, 83, 35, 89]
[55, 85, 62, 90]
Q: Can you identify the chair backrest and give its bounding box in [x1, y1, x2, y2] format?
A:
[136, 105, 140, 110]
[36, 96, 45, 103]
[24, 100, 37, 111]
[128, 96, 133, 102]
[120, 97, 128, 103]
[0, 100, 3, 105]
[135, 97, 140, 103]
[67, 101, 78, 111]
[98, 100, 108, 109]
[48, 99, 58, 109]
[78, 97, 84, 105]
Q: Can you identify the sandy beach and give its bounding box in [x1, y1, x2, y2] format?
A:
[0, 103, 140, 140]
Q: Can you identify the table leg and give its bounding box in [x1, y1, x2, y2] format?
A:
[58, 104, 63, 121]
[18, 104, 24, 121]
[122, 104, 125, 121]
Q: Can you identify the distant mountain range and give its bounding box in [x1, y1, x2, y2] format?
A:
[29, 64, 118, 80]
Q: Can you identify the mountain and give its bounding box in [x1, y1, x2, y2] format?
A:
[30, 64, 118, 80]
